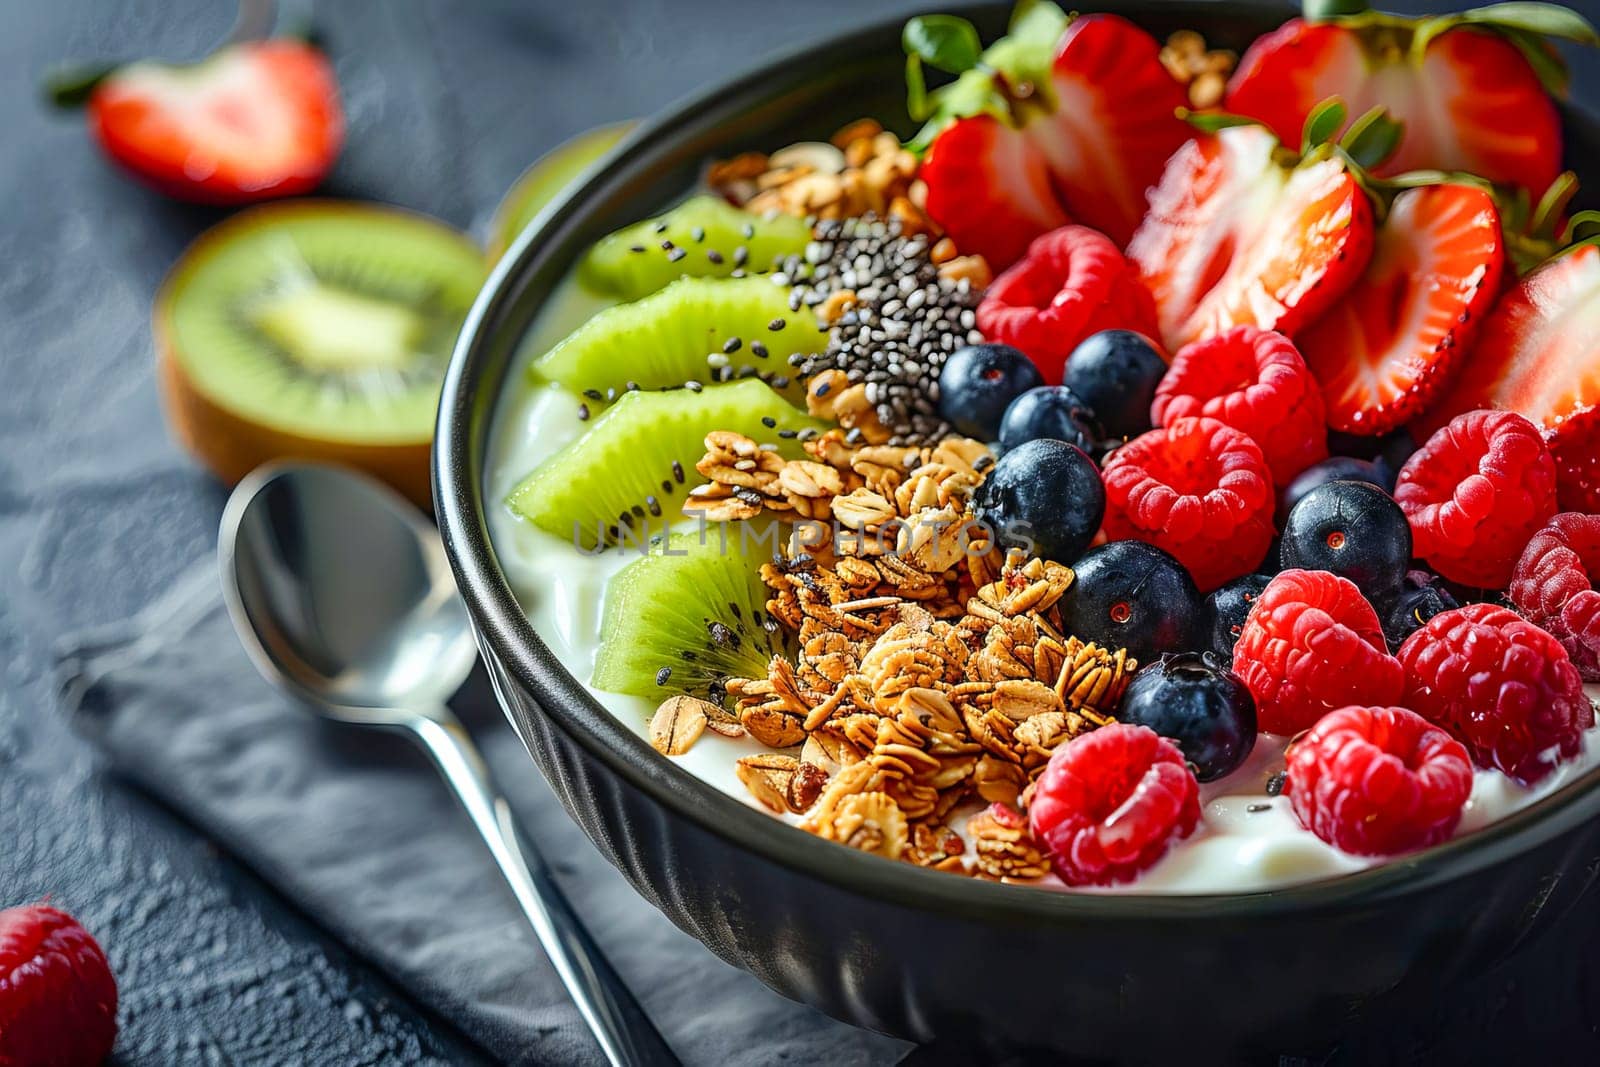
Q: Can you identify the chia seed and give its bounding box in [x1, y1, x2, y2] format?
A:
[707, 249, 724, 265]
[750, 340, 768, 359]
[577, 403, 590, 421]
[666, 247, 687, 263]
[776, 215, 985, 445]
[1266, 772, 1287, 797]
[722, 337, 742, 354]
[655, 666, 672, 686]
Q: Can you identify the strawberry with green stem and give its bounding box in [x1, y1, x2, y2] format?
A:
[1225, 0, 1599, 201]
[1126, 99, 1398, 352]
[908, 3, 1189, 265]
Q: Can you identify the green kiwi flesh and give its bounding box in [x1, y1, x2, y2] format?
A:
[529, 276, 827, 401]
[591, 533, 781, 701]
[578, 195, 810, 300]
[507, 378, 827, 549]
[160, 203, 485, 445]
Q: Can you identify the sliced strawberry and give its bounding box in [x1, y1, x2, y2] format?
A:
[1300, 183, 1506, 436]
[1028, 14, 1191, 246]
[919, 115, 1071, 273]
[914, 6, 1187, 265]
[1126, 123, 1373, 352]
[1226, 15, 1572, 199]
[1421, 243, 1600, 512]
[86, 39, 343, 205]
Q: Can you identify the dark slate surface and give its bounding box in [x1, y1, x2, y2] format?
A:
[4, 1, 1600, 1064]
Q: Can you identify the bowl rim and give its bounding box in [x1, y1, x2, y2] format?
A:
[436, 0, 1600, 922]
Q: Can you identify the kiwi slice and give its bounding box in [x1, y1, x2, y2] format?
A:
[507, 378, 826, 548]
[579, 195, 811, 300]
[155, 202, 485, 505]
[488, 121, 633, 261]
[529, 275, 826, 400]
[592, 533, 782, 701]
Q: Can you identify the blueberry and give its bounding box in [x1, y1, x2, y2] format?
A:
[1061, 330, 1166, 441]
[1276, 456, 1387, 527]
[1058, 540, 1202, 664]
[1278, 480, 1412, 596]
[937, 343, 1045, 441]
[1376, 570, 1459, 652]
[972, 439, 1104, 564]
[1118, 653, 1257, 781]
[1203, 573, 1272, 665]
[997, 385, 1104, 453]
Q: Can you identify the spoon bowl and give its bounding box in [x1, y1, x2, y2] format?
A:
[219, 461, 678, 1067]
[221, 463, 477, 714]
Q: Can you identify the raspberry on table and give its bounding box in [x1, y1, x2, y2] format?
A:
[1101, 416, 1276, 591]
[1231, 569, 1406, 735]
[1286, 705, 1473, 856]
[1398, 602, 1594, 785]
[0, 904, 118, 1066]
[1510, 513, 1600, 681]
[976, 225, 1160, 384]
[1027, 723, 1200, 886]
[1393, 410, 1559, 589]
[1152, 325, 1328, 485]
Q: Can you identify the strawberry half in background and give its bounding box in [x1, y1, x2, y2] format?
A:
[909, 3, 1189, 265]
[1226, 0, 1599, 201]
[52, 37, 343, 205]
[0, 904, 118, 1066]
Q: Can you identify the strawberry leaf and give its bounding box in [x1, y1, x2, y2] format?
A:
[40, 61, 120, 109]
[904, 15, 984, 74]
[1303, 0, 1371, 21]
[1459, 3, 1600, 44]
[1301, 97, 1348, 152]
[1341, 107, 1404, 171]
[1180, 108, 1262, 134]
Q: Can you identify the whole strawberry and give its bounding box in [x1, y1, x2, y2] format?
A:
[1398, 603, 1594, 785]
[0, 905, 118, 1066]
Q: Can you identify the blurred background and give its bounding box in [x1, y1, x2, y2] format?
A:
[4, 1, 1600, 1063]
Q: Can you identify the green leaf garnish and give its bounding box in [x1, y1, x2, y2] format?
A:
[904, 15, 984, 74]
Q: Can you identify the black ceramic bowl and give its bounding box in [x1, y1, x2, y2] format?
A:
[436, 3, 1600, 1059]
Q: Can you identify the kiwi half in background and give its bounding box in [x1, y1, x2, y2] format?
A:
[487, 121, 634, 261]
[155, 201, 486, 505]
[592, 532, 783, 701]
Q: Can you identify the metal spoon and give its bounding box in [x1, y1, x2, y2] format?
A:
[219, 462, 678, 1067]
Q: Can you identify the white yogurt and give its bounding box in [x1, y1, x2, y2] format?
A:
[484, 273, 1600, 894]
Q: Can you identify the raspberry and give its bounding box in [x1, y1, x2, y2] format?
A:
[1231, 569, 1406, 735]
[1286, 706, 1473, 856]
[1510, 513, 1600, 681]
[1393, 410, 1559, 589]
[0, 905, 118, 1066]
[1028, 723, 1200, 886]
[1101, 417, 1275, 591]
[976, 225, 1160, 384]
[1152, 325, 1328, 485]
[1398, 603, 1593, 785]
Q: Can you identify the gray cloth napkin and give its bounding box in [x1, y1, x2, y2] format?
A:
[57, 562, 911, 1066]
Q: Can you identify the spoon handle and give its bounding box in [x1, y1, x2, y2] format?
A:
[403, 710, 681, 1067]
